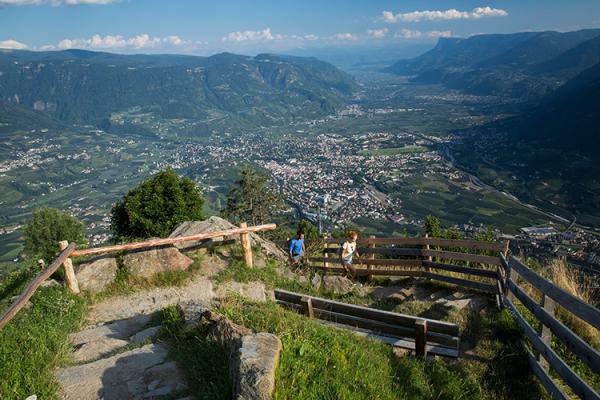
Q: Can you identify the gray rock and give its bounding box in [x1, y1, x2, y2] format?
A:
[70, 314, 154, 362]
[311, 274, 322, 290]
[76, 256, 118, 293]
[322, 275, 354, 295]
[169, 217, 287, 262]
[41, 279, 60, 288]
[235, 333, 281, 400]
[122, 244, 193, 279]
[370, 286, 414, 302]
[129, 325, 162, 344]
[56, 343, 187, 400]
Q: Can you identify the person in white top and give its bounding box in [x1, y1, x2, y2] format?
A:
[340, 231, 360, 279]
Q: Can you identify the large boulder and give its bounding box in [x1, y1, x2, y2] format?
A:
[122, 244, 193, 278]
[236, 333, 282, 400]
[322, 275, 354, 295]
[75, 256, 118, 293]
[169, 216, 287, 262]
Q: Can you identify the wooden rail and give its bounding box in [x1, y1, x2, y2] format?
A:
[0, 243, 76, 330]
[499, 255, 600, 400]
[71, 223, 277, 257]
[274, 289, 460, 358]
[0, 223, 276, 332]
[290, 236, 506, 296]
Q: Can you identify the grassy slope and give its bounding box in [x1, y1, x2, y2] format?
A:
[212, 251, 547, 400]
[0, 285, 85, 399]
[219, 295, 481, 400]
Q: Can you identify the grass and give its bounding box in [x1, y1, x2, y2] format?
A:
[159, 305, 232, 400]
[218, 295, 482, 400]
[0, 286, 85, 400]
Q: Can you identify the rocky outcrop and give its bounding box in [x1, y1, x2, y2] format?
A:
[185, 308, 282, 400]
[170, 216, 286, 262]
[56, 343, 187, 400]
[69, 313, 156, 363]
[236, 333, 282, 400]
[75, 256, 118, 293]
[322, 275, 354, 295]
[122, 244, 193, 278]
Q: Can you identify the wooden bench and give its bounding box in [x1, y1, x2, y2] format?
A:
[274, 289, 460, 358]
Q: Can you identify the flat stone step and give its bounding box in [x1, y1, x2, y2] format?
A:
[56, 343, 187, 400]
[70, 314, 157, 363]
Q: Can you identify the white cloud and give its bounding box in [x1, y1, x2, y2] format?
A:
[394, 29, 422, 39]
[334, 33, 357, 41]
[51, 33, 196, 51]
[0, 0, 116, 5]
[0, 39, 28, 49]
[303, 34, 319, 41]
[367, 28, 388, 38]
[222, 27, 284, 42]
[427, 30, 453, 38]
[382, 6, 508, 23]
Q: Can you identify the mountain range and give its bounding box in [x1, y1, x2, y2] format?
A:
[385, 29, 600, 100]
[0, 49, 356, 130]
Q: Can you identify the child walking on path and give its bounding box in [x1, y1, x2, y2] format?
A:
[340, 231, 360, 279]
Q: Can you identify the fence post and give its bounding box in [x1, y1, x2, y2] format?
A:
[239, 222, 253, 268]
[300, 296, 314, 319]
[324, 240, 329, 269]
[415, 319, 427, 358]
[508, 265, 518, 303]
[58, 241, 80, 294]
[424, 234, 432, 272]
[538, 294, 556, 371]
[367, 235, 375, 280]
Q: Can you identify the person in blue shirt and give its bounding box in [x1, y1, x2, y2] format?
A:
[288, 230, 305, 265]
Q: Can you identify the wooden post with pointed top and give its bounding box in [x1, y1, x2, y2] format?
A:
[58, 240, 80, 294]
[367, 235, 375, 280]
[239, 222, 253, 268]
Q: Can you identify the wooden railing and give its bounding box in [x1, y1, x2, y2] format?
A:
[275, 289, 460, 358]
[499, 255, 600, 400]
[0, 223, 276, 331]
[283, 236, 509, 300]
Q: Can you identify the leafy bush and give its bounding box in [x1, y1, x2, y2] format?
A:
[23, 207, 86, 264]
[111, 168, 205, 240]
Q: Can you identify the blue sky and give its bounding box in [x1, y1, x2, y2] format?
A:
[1, 0, 599, 55]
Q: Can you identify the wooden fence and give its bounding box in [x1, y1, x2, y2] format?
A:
[283, 236, 509, 301]
[499, 255, 600, 400]
[275, 289, 460, 358]
[0, 223, 276, 331]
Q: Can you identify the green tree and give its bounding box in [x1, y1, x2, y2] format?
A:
[424, 215, 442, 237]
[223, 166, 283, 225]
[23, 207, 86, 263]
[111, 168, 205, 240]
[297, 219, 321, 240]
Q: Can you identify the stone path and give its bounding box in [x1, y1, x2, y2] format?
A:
[55, 255, 230, 400]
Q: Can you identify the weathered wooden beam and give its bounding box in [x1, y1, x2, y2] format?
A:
[422, 272, 497, 294]
[509, 256, 600, 330]
[239, 222, 253, 268]
[70, 223, 277, 257]
[300, 296, 314, 319]
[415, 319, 427, 358]
[504, 296, 600, 400]
[523, 344, 568, 400]
[274, 289, 459, 336]
[0, 243, 76, 331]
[422, 260, 497, 278]
[367, 235, 375, 280]
[538, 294, 556, 371]
[507, 279, 600, 374]
[58, 241, 80, 294]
